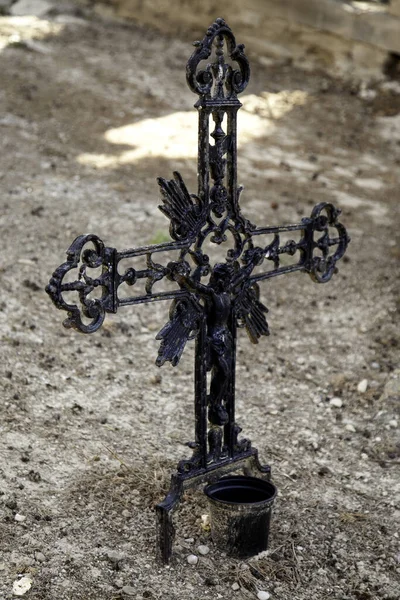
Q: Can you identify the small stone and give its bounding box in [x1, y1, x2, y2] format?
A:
[184, 538, 194, 543]
[14, 514, 26, 522]
[201, 514, 210, 530]
[296, 356, 306, 365]
[232, 582, 240, 591]
[371, 362, 380, 370]
[121, 585, 136, 596]
[357, 379, 368, 393]
[345, 423, 356, 432]
[35, 552, 45, 562]
[389, 419, 398, 428]
[106, 550, 124, 563]
[358, 87, 377, 101]
[257, 592, 271, 600]
[12, 577, 32, 596]
[187, 554, 198, 565]
[329, 397, 343, 408]
[122, 509, 130, 518]
[197, 544, 210, 555]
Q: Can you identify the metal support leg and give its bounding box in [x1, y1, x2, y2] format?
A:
[155, 474, 184, 564]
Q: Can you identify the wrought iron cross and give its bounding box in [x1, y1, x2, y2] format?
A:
[46, 18, 349, 563]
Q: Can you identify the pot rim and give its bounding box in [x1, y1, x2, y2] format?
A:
[204, 475, 277, 507]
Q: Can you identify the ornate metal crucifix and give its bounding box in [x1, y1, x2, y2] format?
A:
[46, 18, 349, 563]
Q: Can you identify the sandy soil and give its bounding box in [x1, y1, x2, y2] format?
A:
[0, 5, 399, 600]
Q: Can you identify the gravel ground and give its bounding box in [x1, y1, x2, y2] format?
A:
[0, 5, 399, 600]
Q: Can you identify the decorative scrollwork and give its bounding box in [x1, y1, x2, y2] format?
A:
[305, 203, 350, 283]
[209, 110, 230, 216]
[46, 234, 116, 334]
[186, 17, 250, 100]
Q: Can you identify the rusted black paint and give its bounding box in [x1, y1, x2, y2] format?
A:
[46, 17, 350, 563]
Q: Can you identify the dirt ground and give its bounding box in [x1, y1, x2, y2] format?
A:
[0, 4, 400, 600]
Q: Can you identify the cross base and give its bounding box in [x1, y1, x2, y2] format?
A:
[156, 447, 271, 563]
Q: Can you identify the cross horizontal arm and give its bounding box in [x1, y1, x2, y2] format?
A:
[46, 234, 191, 334]
[117, 239, 189, 259]
[250, 262, 306, 283]
[248, 202, 350, 285]
[251, 221, 309, 236]
[118, 289, 187, 308]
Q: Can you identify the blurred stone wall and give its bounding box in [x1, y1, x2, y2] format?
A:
[389, 0, 400, 17]
[78, 0, 400, 79]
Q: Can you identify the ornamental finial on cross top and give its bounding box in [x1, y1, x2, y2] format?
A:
[46, 18, 350, 563]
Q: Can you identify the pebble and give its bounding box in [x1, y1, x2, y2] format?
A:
[35, 552, 45, 562]
[329, 397, 343, 408]
[345, 423, 356, 432]
[389, 419, 398, 428]
[201, 514, 210, 530]
[232, 582, 240, 591]
[187, 554, 198, 565]
[358, 87, 377, 101]
[12, 577, 32, 596]
[106, 550, 124, 563]
[184, 538, 194, 544]
[371, 362, 380, 370]
[121, 585, 136, 596]
[357, 379, 368, 393]
[197, 544, 210, 555]
[257, 592, 270, 600]
[14, 514, 26, 522]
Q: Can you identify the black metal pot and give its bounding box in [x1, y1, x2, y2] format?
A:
[204, 475, 277, 558]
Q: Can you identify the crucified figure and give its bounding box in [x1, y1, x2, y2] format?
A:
[167, 247, 265, 426]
